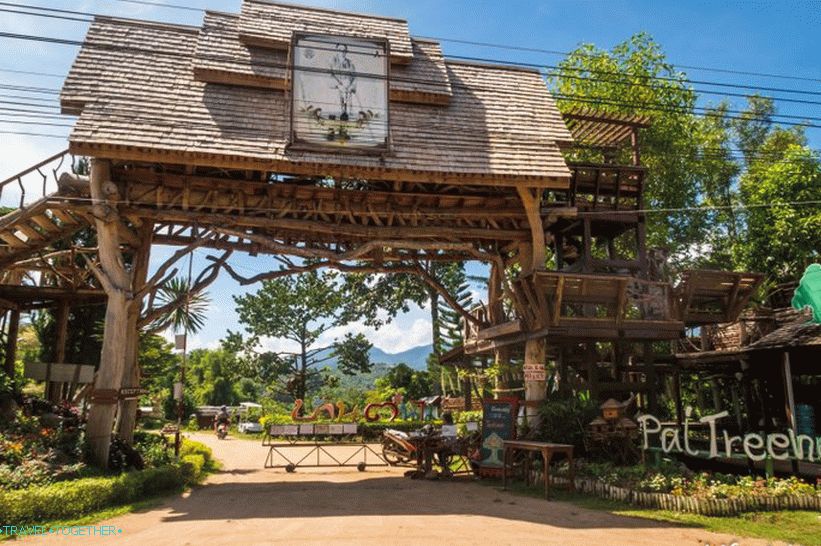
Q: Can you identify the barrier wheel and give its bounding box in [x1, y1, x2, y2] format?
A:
[357, 462, 367, 472]
[285, 464, 296, 473]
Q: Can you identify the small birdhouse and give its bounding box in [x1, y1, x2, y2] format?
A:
[600, 398, 623, 421]
[616, 417, 638, 433]
[588, 416, 609, 434]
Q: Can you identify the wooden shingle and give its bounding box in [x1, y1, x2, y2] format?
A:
[238, 0, 414, 63]
[63, 16, 572, 186]
[192, 13, 451, 104]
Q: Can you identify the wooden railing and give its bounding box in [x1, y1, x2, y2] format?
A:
[509, 271, 682, 340]
[0, 150, 74, 211]
[563, 162, 646, 211]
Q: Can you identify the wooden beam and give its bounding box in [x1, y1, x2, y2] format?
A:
[516, 186, 546, 273]
[124, 206, 528, 242]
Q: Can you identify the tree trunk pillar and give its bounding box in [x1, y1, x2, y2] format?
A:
[86, 159, 133, 468]
[46, 299, 69, 402]
[524, 337, 546, 429]
[116, 223, 153, 444]
[517, 186, 547, 429]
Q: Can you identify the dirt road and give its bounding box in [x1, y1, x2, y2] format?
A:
[23, 433, 776, 545]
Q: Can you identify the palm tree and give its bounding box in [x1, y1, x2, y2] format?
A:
[150, 277, 210, 335]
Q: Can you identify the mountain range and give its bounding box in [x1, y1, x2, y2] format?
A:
[319, 343, 432, 371]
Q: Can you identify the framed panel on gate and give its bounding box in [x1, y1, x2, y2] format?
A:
[289, 32, 391, 154]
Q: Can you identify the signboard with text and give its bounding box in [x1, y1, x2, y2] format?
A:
[480, 398, 519, 468]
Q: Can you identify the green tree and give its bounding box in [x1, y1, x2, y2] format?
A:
[736, 131, 821, 282]
[374, 363, 433, 401]
[232, 270, 372, 402]
[549, 33, 707, 259]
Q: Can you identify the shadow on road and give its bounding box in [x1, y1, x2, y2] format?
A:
[157, 475, 669, 531]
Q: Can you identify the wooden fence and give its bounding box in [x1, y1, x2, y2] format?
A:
[548, 476, 821, 516]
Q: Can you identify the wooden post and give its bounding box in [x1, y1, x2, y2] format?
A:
[516, 186, 545, 273]
[673, 367, 684, 429]
[488, 262, 510, 399]
[86, 159, 134, 468]
[3, 308, 20, 379]
[46, 300, 69, 402]
[116, 222, 154, 444]
[524, 337, 546, 429]
[517, 186, 547, 428]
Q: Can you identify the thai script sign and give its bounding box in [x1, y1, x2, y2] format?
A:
[523, 363, 546, 382]
[292, 34, 388, 149]
[638, 406, 821, 462]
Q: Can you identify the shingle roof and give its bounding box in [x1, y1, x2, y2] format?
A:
[238, 0, 414, 63]
[193, 12, 451, 104]
[193, 11, 287, 89]
[62, 12, 573, 185]
[746, 321, 821, 351]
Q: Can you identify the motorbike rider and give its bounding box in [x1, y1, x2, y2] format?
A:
[213, 405, 231, 433]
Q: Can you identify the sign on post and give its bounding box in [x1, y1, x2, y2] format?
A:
[480, 398, 519, 468]
[119, 388, 149, 400]
[523, 363, 546, 382]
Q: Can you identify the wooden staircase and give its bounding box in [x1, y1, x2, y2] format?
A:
[0, 150, 91, 270]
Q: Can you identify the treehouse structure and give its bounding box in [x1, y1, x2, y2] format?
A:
[0, 0, 761, 465]
[451, 109, 762, 415]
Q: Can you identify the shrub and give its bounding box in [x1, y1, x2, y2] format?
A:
[0, 440, 213, 523]
[179, 439, 212, 465]
[536, 395, 599, 452]
[179, 454, 205, 482]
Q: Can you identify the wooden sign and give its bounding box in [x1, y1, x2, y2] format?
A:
[119, 387, 149, 400]
[523, 363, 546, 381]
[480, 398, 519, 468]
[441, 397, 483, 411]
[24, 362, 94, 384]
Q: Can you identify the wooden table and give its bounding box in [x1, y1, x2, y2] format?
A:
[502, 440, 574, 499]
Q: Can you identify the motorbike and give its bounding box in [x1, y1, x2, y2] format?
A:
[381, 428, 417, 465]
[215, 421, 229, 440]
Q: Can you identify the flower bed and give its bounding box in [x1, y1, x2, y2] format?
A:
[0, 438, 213, 523]
[550, 461, 821, 516]
[0, 406, 87, 490]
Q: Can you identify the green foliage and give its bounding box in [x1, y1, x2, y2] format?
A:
[232, 270, 373, 401]
[0, 441, 212, 524]
[549, 35, 819, 282]
[549, 33, 704, 257]
[572, 460, 820, 500]
[737, 132, 821, 282]
[133, 432, 172, 468]
[373, 363, 433, 401]
[178, 439, 212, 466]
[152, 277, 210, 335]
[535, 393, 599, 451]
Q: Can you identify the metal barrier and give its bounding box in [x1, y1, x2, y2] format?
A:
[262, 424, 389, 472]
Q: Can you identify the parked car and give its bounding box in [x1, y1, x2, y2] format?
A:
[237, 402, 264, 433]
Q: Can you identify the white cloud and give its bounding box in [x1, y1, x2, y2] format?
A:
[159, 330, 220, 351]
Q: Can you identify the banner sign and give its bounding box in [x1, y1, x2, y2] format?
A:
[638, 406, 821, 462]
[292, 34, 389, 150]
[480, 398, 518, 467]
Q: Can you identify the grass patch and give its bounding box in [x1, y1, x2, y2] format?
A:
[480, 478, 821, 546]
[0, 497, 167, 542]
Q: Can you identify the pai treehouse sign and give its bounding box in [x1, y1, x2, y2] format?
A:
[638, 407, 821, 462]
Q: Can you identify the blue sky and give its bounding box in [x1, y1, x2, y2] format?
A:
[1, 0, 819, 353]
